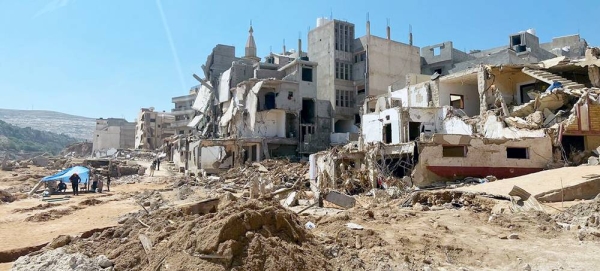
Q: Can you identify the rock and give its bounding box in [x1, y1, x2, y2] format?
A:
[142, 201, 151, 207]
[117, 216, 129, 224]
[47, 235, 72, 249]
[432, 222, 439, 229]
[508, 233, 519, 240]
[246, 231, 255, 239]
[364, 210, 374, 219]
[498, 234, 508, 239]
[413, 203, 429, 211]
[355, 236, 362, 249]
[588, 156, 599, 166]
[485, 175, 497, 182]
[96, 255, 113, 268]
[523, 263, 532, 271]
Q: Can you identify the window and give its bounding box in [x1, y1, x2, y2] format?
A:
[450, 94, 464, 109]
[433, 68, 442, 75]
[150, 118, 156, 122]
[433, 47, 441, 56]
[506, 147, 529, 159]
[335, 23, 354, 52]
[336, 89, 355, 108]
[442, 146, 467, 157]
[335, 62, 352, 80]
[288, 91, 294, 100]
[302, 67, 312, 82]
[354, 52, 366, 63]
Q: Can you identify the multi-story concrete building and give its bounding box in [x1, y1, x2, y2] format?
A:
[134, 108, 175, 150]
[308, 18, 421, 141]
[92, 118, 136, 156]
[421, 30, 588, 76]
[171, 88, 197, 136]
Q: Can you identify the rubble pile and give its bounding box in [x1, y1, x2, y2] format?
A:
[402, 190, 497, 213]
[220, 159, 308, 183]
[62, 199, 330, 271]
[11, 247, 108, 271]
[59, 142, 93, 158]
[554, 196, 600, 240]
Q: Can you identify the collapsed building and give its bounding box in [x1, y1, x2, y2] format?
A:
[311, 47, 600, 194]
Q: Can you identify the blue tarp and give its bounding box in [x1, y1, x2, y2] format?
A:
[41, 166, 91, 184]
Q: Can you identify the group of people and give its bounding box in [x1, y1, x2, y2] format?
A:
[149, 157, 161, 177]
[55, 171, 111, 196]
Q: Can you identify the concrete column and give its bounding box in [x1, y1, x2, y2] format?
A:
[477, 67, 488, 116]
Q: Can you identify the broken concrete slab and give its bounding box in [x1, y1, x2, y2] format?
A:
[455, 166, 600, 202]
[324, 191, 356, 209]
[283, 191, 298, 207]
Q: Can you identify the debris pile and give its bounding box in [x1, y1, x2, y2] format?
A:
[11, 247, 108, 271]
[554, 196, 600, 240]
[60, 199, 330, 271]
[0, 189, 15, 203]
[59, 142, 93, 158]
[401, 190, 497, 213]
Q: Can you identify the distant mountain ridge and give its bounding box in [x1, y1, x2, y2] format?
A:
[0, 109, 95, 141]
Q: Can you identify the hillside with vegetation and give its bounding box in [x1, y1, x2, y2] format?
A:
[0, 119, 79, 155]
[0, 109, 95, 141]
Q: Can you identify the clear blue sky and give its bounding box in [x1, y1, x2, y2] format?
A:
[1, 0, 598, 121]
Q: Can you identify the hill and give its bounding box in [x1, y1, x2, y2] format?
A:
[0, 119, 79, 155]
[0, 109, 95, 141]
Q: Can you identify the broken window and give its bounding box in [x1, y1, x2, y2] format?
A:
[450, 94, 464, 109]
[442, 146, 467, 157]
[510, 35, 522, 46]
[519, 83, 536, 103]
[506, 147, 529, 159]
[383, 124, 392, 143]
[336, 89, 355, 108]
[302, 67, 313, 82]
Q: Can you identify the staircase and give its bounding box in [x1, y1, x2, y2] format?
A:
[522, 67, 586, 96]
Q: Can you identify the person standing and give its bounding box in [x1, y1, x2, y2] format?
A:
[156, 157, 161, 171]
[149, 161, 156, 177]
[106, 173, 111, 192]
[69, 173, 81, 196]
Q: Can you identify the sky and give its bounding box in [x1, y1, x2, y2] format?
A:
[0, 0, 599, 121]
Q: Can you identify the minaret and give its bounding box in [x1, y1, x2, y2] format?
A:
[244, 23, 260, 62]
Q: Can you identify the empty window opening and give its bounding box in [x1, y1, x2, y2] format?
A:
[511, 35, 522, 46]
[506, 147, 529, 159]
[433, 68, 442, 75]
[408, 122, 421, 141]
[264, 92, 276, 110]
[450, 94, 464, 109]
[433, 47, 441, 56]
[383, 124, 392, 143]
[302, 67, 313, 82]
[286, 113, 298, 138]
[354, 114, 361, 126]
[561, 135, 585, 156]
[301, 99, 315, 124]
[443, 146, 467, 157]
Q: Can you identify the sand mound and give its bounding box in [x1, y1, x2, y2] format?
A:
[67, 199, 331, 271]
[79, 199, 103, 206]
[25, 206, 83, 222]
[13, 203, 58, 213]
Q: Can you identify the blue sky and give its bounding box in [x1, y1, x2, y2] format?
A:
[1, 0, 598, 121]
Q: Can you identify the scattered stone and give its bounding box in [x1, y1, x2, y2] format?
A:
[364, 210, 374, 219]
[413, 203, 429, 212]
[498, 234, 508, 239]
[11, 247, 102, 271]
[508, 233, 520, 240]
[523, 263, 532, 271]
[355, 236, 362, 249]
[96, 255, 113, 268]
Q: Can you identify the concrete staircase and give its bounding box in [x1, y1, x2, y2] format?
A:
[522, 67, 586, 96]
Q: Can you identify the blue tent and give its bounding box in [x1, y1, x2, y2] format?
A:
[41, 166, 91, 184]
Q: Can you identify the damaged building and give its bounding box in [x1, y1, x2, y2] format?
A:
[134, 108, 176, 150]
[92, 118, 136, 157]
[312, 47, 600, 193]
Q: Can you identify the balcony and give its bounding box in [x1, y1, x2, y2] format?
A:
[171, 108, 195, 115]
[172, 95, 196, 103]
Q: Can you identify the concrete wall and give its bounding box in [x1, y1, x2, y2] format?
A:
[390, 82, 431, 108]
[490, 69, 537, 105]
[240, 109, 286, 138]
[413, 135, 553, 186]
[359, 36, 421, 97]
[308, 21, 336, 113]
[93, 119, 136, 152]
[438, 81, 479, 116]
[362, 108, 402, 144]
[93, 126, 122, 152]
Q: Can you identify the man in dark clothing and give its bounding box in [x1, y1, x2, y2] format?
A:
[156, 158, 161, 171]
[69, 173, 81, 196]
[57, 181, 67, 193]
[106, 173, 111, 192]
